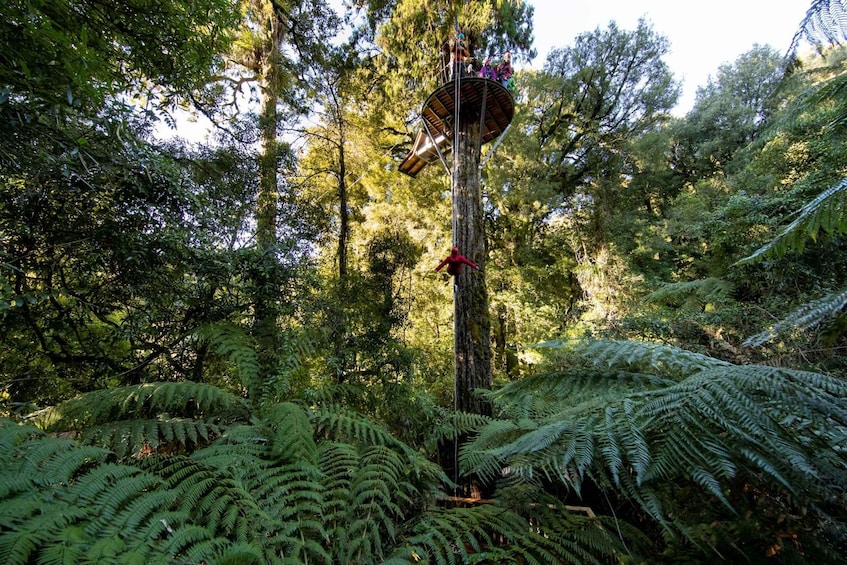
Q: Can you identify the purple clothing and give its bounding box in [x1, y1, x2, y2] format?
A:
[479, 64, 497, 80]
[497, 59, 513, 81]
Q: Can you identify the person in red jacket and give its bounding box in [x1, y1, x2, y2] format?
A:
[435, 246, 480, 278]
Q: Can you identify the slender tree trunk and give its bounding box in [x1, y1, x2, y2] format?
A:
[452, 117, 492, 416]
[337, 134, 348, 280]
[332, 118, 349, 383]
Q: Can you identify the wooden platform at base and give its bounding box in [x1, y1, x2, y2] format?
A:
[398, 77, 514, 177]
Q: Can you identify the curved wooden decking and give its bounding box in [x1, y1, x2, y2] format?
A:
[398, 77, 514, 177]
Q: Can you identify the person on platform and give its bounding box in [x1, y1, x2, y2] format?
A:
[435, 246, 480, 280]
[448, 32, 470, 80]
[496, 50, 513, 88]
[479, 56, 497, 80]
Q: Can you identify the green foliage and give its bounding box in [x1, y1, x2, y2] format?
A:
[744, 287, 847, 346]
[726, 48, 847, 349]
[463, 338, 847, 560]
[363, 0, 535, 101]
[538, 19, 679, 197]
[33, 382, 250, 457]
[8, 0, 847, 563]
[0, 0, 237, 109]
[738, 178, 847, 264]
[196, 322, 262, 396]
[2, 380, 638, 564]
[672, 45, 787, 180]
[792, 0, 847, 50]
[645, 277, 734, 311]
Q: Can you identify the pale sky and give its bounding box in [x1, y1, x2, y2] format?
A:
[526, 0, 811, 114]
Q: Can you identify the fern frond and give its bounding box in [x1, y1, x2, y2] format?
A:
[310, 403, 447, 486]
[790, 0, 847, 52]
[324, 442, 437, 563]
[263, 402, 318, 465]
[69, 463, 152, 506]
[458, 419, 525, 484]
[189, 418, 329, 560]
[190, 423, 271, 469]
[401, 501, 627, 564]
[195, 322, 261, 394]
[205, 541, 265, 565]
[311, 403, 406, 449]
[15, 443, 111, 492]
[79, 417, 223, 458]
[744, 287, 847, 346]
[33, 525, 88, 565]
[36, 381, 250, 433]
[0, 420, 41, 459]
[646, 277, 734, 309]
[737, 177, 847, 264]
[157, 524, 221, 563]
[0, 501, 85, 565]
[490, 370, 674, 422]
[429, 410, 493, 443]
[577, 339, 732, 377]
[464, 340, 847, 540]
[319, 441, 358, 523]
[509, 491, 637, 564]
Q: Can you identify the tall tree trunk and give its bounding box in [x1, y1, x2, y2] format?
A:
[337, 132, 348, 280]
[252, 0, 283, 399]
[452, 117, 492, 416]
[332, 116, 349, 383]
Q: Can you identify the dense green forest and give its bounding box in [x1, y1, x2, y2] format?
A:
[2, 0, 847, 563]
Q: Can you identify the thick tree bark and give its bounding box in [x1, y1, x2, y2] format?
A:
[452, 116, 492, 416]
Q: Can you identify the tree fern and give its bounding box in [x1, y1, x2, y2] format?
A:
[396, 498, 628, 565]
[309, 402, 448, 486]
[575, 338, 732, 375]
[4, 378, 660, 563]
[462, 339, 847, 555]
[0, 421, 181, 564]
[264, 401, 319, 464]
[37, 381, 249, 430]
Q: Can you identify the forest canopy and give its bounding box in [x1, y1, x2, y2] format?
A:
[1, 0, 847, 563]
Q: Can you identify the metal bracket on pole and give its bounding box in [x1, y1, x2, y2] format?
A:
[480, 123, 512, 169]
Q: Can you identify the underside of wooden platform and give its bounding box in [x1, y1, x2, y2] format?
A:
[398, 78, 514, 177]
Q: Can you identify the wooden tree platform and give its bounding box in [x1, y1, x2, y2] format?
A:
[398, 77, 514, 177]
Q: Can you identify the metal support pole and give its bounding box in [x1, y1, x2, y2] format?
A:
[422, 119, 451, 177]
[480, 123, 512, 169]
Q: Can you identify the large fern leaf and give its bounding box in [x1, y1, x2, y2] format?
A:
[36, 381, 250, 431]
[194, 322, 261, 396]
[790, 0, 847, 52]
[463, 340, 847, 543]
[744, 287, 847, 345]
[737, 177, 847, 264]
[645, 277, 734, 310]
